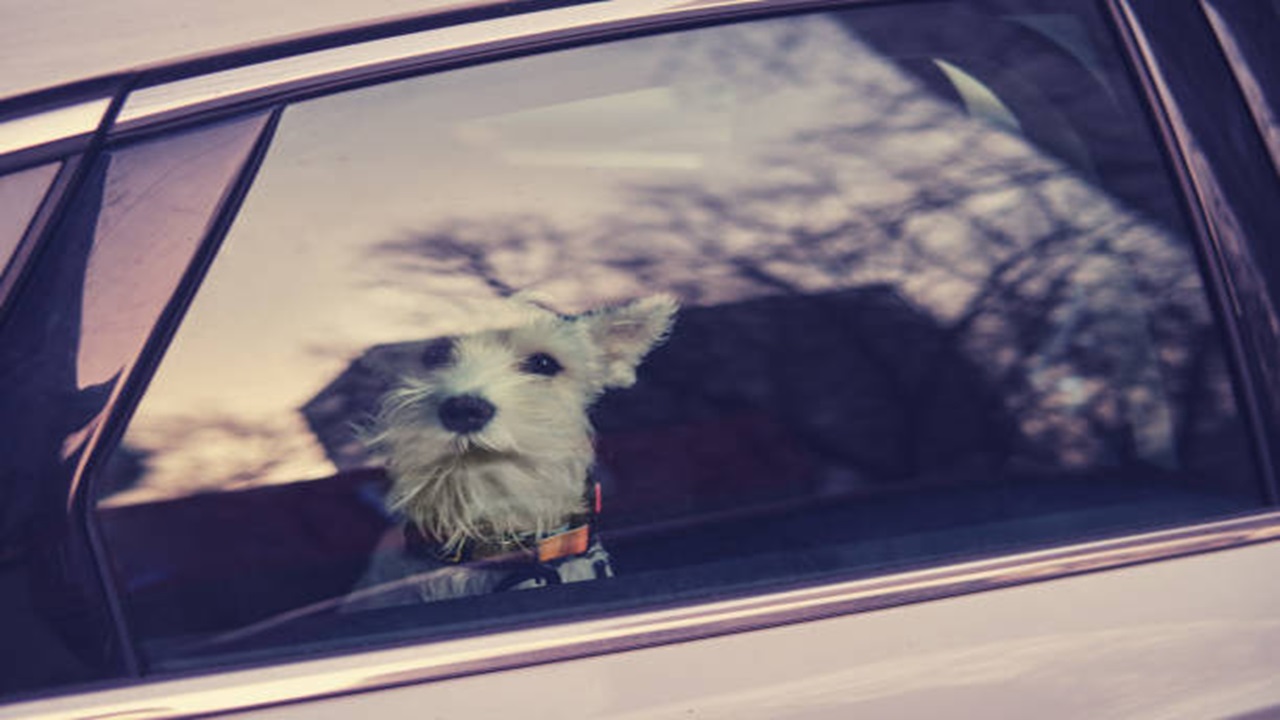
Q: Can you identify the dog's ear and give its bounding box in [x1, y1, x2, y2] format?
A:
[581, 294, 678, 388]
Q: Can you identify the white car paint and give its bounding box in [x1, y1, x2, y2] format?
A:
[5, 531, 1279, 720]
[0, 0, 459, 100]
[230, 541, 1280, 720]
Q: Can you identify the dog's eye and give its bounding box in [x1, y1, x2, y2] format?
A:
[520, 352, 563, 377]
[420, 338, 455, 370]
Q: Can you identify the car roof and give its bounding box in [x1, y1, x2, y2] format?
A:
[0, 0, 469, 101]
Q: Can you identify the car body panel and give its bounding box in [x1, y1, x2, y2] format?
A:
[241, 540, 1280, 720]
[0, 0, 472, 100]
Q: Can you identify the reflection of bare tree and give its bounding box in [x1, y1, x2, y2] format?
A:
[100, 414, 334, 506]
[378, 216, 571, 297]
[102, 8, 1255, 505]
[375, 14, 1248, 491]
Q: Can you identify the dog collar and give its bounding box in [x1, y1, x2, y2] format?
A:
[405, 519, 593, 564]
[406, 481, 601, 565]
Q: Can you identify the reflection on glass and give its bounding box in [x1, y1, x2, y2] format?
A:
[109, 8, 1242, 504]
[96, 2, 1264, 665]
[2, 114, 270, 526]
[79, 117, 273, 387]
[0, 162, 58, 279]
[1204, 0, 1280, 174]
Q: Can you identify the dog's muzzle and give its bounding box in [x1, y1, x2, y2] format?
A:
[438, 394, 496, 433]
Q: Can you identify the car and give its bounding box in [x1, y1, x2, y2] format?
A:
[2, 0, 1279, 717]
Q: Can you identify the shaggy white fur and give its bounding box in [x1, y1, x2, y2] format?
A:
[365, 294, 677, 555]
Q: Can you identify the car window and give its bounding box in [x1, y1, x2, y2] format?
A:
[92, 0, 1268, 671]
[0, 162, 58, 283]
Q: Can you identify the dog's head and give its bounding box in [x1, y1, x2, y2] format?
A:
[367, 294, 677, 548]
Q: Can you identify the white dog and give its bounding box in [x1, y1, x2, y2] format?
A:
[345, 294, 677, 607]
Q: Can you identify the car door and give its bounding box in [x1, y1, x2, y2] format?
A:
[2, 0, 1280, 717]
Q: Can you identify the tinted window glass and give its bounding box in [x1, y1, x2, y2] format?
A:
[95, 0, 1266, 669]
[0, 162, 58, 282]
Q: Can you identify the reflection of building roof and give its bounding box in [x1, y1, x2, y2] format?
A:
[302, 287, 1017, 527]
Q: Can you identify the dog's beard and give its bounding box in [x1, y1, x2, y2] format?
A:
[389, 453, 591, 552]
[366, 380, 594, 552]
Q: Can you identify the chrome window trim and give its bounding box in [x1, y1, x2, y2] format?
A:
[6, 510, 1280, 720]
[0, 98, 112, 158]
[114, 0, 830, 131]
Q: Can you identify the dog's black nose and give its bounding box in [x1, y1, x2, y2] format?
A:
[438, 394, 496, 434]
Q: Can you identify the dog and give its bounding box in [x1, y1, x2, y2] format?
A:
[344, 294, 677, 608]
